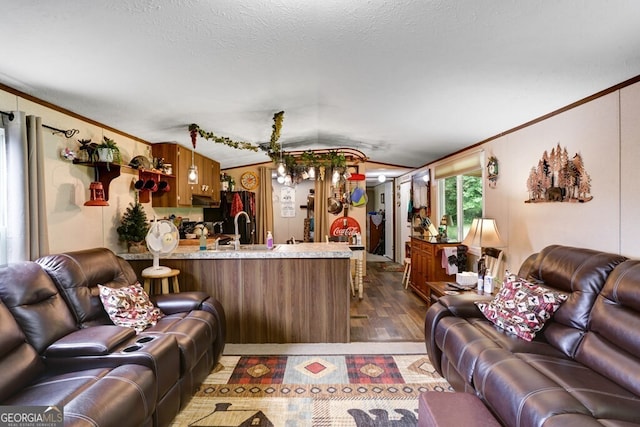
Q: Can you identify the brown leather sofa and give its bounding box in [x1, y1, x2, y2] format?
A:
[424, 245, 640, 426]
[0, 248, 226, 427]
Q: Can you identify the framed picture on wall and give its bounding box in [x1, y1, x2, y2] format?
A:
[380, 193, 385, 204]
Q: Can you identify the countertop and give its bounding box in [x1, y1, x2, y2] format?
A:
[178, 234, 233, 246]
[120, 242, 354, 260]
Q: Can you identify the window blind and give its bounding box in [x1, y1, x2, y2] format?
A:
[433, 151, 483, 180]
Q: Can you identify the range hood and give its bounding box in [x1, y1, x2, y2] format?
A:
[191, 195, 215, 207]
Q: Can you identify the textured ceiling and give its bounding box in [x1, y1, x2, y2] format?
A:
[2, 1, 640, 177]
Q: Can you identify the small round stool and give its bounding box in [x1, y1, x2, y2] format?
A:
[142, 269, 180, 295]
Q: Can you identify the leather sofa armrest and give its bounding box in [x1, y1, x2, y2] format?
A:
[439, 293, 494, 318]
[425, 293, 495, 376]
[152, 291, 227, 362]
[44, 325, 136, 357]
[152, 291, 210, 315]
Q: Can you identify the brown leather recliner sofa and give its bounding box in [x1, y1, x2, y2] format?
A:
[424, 245, 640, 426]
[0, 248, 226, 427]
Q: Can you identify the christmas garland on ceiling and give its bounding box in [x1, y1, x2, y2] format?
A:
[188, 110, 348, 172]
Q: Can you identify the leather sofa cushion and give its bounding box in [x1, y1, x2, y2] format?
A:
[525, 245, 626, 333]
[0, 301, 44, 401]
[576, 260, 640, 397]
[147, 310, 216, 373]
[36, 249, 136, 326]
[5, 365, 157, 427]
[0, 261, 78, 353]
[435, 316, 566, 386]
[474, 348, 640, 426]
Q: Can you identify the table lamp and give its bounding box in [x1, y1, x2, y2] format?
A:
[461, 218, 505, 279]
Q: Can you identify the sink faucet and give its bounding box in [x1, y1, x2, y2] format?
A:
[233, 211, 251, 250]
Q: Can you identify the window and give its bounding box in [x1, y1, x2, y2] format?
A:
[434, 152, 483, 243]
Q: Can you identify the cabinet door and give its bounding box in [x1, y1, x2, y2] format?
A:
[151, 143, 179, 207]
[410, 239, 428, 300]
[202, 155, 213, 196]
[177, 145, 193, 206]
[424, 243, 435, 281]
[210, 159, 221, 205]
[152, 143, 219, 207]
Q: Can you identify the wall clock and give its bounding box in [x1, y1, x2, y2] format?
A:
[240, 171, 259, 190]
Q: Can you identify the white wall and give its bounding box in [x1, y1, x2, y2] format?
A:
[271, 179, 314, 243]
[620, 82, 640, 256]
[415, 82, 640, 273]
[482, 90, 621, 270]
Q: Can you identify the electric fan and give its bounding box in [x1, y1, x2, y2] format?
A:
[142, 218, 179, 277]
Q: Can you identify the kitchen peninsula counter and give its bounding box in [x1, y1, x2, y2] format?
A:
[122, 242, 353, 260]
[122, 243, 352, 343]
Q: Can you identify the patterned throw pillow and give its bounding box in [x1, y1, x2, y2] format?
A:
[476, 277, 568, 341]
[98, 283, 163, 333]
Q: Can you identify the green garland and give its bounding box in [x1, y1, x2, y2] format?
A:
[189, 110, 347, 173]
[188, 124, 260, 152]
[189, 111, 284, 153]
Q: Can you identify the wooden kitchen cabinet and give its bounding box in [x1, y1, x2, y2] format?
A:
[151, 143, 220, 207]
[188, 154, 221, 206]
[409, 237, 459, 303]
[210, 158, 221, 205]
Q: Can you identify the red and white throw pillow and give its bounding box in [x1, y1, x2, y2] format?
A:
[98, 283, 163, 333]
[476, 277, 568, 341]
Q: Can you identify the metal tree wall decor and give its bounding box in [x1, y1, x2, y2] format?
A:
[525, 143, 592, 203]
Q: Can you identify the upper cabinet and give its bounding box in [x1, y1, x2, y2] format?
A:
[151, 143, 220, 207]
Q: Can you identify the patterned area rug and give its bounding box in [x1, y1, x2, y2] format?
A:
[171, 354, 452, 426]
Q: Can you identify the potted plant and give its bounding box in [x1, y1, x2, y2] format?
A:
[117, 202, 149, 253]
[97, 136, 122, 164]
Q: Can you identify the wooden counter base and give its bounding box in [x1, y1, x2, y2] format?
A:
[128, 257, 351, 343]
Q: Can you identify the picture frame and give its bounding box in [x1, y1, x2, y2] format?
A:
[380, 193, 385, 204]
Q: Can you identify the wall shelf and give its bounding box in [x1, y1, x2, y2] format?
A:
[73, 160, 121, 201]
[136, 168, 174, 203]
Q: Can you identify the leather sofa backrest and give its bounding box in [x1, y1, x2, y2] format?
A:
[524, 245, 627, 356]
[37, 248, 138, 327]
[0, 299, 44, 401]
[577, 260, 640, 396]
[0, 262, 78, 353]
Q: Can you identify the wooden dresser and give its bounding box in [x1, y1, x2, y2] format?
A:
[409, 237, 460, 303]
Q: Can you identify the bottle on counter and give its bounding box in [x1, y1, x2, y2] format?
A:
[199, 233, 207, 251]
[483, 275, 494, 294]
[266, 231, 274, 250]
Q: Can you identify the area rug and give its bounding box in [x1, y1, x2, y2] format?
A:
[170, 354, 453, 426]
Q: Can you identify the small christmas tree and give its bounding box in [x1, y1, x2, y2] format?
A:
[117, 202, 149, 248]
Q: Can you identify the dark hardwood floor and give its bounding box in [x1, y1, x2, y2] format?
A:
[350, 260, 428, 342]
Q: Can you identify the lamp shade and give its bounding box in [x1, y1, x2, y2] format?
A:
[462, 218, 505, 248]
